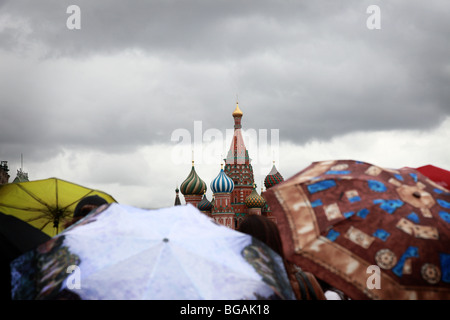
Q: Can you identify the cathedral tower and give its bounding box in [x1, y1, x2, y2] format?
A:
[224, 102, 255, 227]
[210, 164, 235, 229]
[261, 160, 284, 223]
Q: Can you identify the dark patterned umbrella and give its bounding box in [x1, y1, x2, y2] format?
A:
[1, 212, 51, 299]
[264, 159, 450, 300]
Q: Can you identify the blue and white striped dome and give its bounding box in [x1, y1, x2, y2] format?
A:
[210, 167, 234, 194]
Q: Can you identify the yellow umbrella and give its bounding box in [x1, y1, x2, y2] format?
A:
[0, 177, 117, 236]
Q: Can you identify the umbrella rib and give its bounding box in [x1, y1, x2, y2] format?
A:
[165, 244, 206, 299]
[14, 183, 53, 211]
[67, 238, 169, 299]
[37, 219, 53, 232]
[165, 235, 265, 298]
[0, 203, 50, 212]
[55, 179, 59, 212]
[24, 213, 52, 222]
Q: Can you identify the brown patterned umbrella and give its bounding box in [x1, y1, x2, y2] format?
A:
[264, 159, 450, 300]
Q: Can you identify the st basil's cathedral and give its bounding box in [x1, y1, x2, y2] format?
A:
[174, 102, 284, 230]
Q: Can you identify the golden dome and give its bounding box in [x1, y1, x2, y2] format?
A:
[232, 102, 243, 117]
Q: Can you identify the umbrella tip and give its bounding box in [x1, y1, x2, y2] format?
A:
[163, 238, 169, 243]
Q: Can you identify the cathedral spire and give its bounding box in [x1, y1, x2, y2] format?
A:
[174, 186, 181, 206]
[232, 101, 243, 130]
[226, 102, 249, 165]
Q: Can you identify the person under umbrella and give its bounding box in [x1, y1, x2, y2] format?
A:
[0, 178, 117, 236]
[237, 214, 326, 300]
[0, 212, 50, 299]
[64, 195, 109, 229]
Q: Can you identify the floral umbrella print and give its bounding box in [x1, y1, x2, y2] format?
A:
[263, 159, 450, 300]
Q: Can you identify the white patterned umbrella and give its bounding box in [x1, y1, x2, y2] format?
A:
[11, 203, 295, 300]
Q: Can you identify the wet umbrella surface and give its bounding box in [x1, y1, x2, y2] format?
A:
[264, 159, 450, 300]
[10, 203, 296, 300]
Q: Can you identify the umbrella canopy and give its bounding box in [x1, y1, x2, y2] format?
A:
[263, 159, 450, 300]
[10, 203, 296, 300]
[0, 178, 117, 236]
[416, 164, 450, 190]
[1, 211, 51, 299]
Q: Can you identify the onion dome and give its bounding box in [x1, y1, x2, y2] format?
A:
[264, 161, 284, 189]
[211, 164, 234, 194]
[197, 193, 212, 212]
[180, 161, 207, 195]
[232, 102, 243, 117]
[245, 184, 266, 208]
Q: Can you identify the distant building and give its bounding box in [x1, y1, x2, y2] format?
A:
[1, 155, 30, 185]
[13, 168, 29, 183]
[177, 103, 284, 229]
[0, 161, 10, 184]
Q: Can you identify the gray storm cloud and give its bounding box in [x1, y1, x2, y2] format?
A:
[1, 0, 449, 165]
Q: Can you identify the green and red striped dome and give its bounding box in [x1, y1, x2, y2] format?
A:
[180, 163, 207, 196]
[264, 163, 284, 189]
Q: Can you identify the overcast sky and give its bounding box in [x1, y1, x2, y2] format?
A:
[1, 0, 449, 208]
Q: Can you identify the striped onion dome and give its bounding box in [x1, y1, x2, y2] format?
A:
[180, 162, 207, 196]
[210, 165, 234, 194]
[197, 193, 212, 212]
[264, 162, 284, 189]
[245, 184, 266, 208]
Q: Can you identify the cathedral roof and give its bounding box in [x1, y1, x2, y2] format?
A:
[180, 162, 207, 196]
[211, 165, 234, 194]
[245, 184, 266, 208]
[232, 102, 243, 117]
[264, 162, 284, 189]
[197, 193, 212, 212]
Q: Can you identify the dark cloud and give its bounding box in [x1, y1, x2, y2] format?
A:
[2, 1, 351, 55]
[0, 0, 449, 163]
